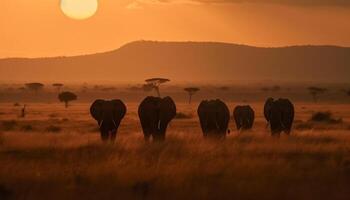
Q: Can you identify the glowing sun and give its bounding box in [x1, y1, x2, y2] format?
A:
[60, 0, 98, 20]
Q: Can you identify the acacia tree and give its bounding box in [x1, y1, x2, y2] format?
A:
[145, 78, 170, 97]
[308, 87, 327, 102]
[52, 83, 64, 93]
[58, 91, 77, 108]
[25, 82, 44, 93]
[184, 87, 200, 104]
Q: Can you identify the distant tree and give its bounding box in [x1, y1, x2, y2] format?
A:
[219, 86, 230, 91]
[261, 87, 270, 92]
[100, 87, 116, 92]
[308, 87, 327, 102]
[347, 90, 350, 97]
[25, 82, 44, 93]
[93, 85, 102, 90]
[20, 105, 26, 118]
[58, 91, 77, 108]
[81, 85, 88, 93]
[184, 87, 200, 104]
[52, 83, 64, 93]
[145, 78, 170, 97]
[18, 87, 26, 92]
[272, 85, 281, 92]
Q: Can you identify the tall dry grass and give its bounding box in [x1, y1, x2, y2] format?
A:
[0, 102, 349, 199]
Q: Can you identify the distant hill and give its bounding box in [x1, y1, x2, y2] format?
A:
[0, 41, 349, 82]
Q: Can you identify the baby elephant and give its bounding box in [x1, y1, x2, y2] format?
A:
[90, 99, 127, 142]
[233, 105, 255, 131]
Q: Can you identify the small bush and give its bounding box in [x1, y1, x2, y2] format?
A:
[175, 112, 192, 119]
[1, 120, 17, 131]
[21, 125, 34, 132]
[310, 112, 342, 124]
[46, 125, 62, 133]
[48, 113, 59, 118]
[13, 102, 20, 107]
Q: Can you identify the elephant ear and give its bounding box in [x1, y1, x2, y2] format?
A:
[90, 99, 105, 121]
[264, 98, 274, 120]
[110, 99, 127, 119]
[160, 96, 176, 120]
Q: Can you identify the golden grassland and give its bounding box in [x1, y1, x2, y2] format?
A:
[0, 102, 350, 200]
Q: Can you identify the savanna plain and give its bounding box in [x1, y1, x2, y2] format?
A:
[0, 86, 350, 200]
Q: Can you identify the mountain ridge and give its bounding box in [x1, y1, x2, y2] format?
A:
[1, 40, 349, 82]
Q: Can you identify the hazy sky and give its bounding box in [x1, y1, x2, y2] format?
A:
[1, 0, 350, 58]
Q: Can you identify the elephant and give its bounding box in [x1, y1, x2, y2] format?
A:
[138, 96, 176, 142]
[263, 98, 294, 136]
[197, 99, 230, 138]
[233, 105, 255, 131]
[90, 99, 127, 142]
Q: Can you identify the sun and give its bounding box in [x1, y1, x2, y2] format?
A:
[60, 0, 98, 20]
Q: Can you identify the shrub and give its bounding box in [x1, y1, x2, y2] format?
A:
[1, 120, 17, 131]
[21, 125, 34, 132]
[46, 125, 62, 133]
[175, 112, 192, 119]
[310, 112, 342, 124]
[48, 113, 59, 118]
[13, 102, 20, 107]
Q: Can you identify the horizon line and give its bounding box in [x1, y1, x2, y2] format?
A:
[1, 40, 349, 60]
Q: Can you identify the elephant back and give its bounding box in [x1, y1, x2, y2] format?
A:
[138, 96, 162, 117]
[90, 99, 127, 121]
[198, 99, 230, 136]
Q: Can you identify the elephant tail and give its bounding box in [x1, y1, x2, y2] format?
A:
[227, 129, 231, 134]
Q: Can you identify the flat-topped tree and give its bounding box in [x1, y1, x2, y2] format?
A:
[58, 91, 77, 108]
[184, 87, 200, 104]
[308, 87, 327, 102]
[25, 82, 44, 93]
[145, 78, 170, 97]
[52, 83, 64, 93]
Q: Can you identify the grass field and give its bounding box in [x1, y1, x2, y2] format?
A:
[0, 102, 350, 200]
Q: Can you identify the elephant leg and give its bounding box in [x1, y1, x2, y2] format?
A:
[271, 130, 281, 137]
[110, 130, 117, 142]
[284, 128, 291, 135]
[143, 132, 151, 142]
[100, 130, 109, 142]
[158, 123, 169, 141]
[140, 120, 151, 142]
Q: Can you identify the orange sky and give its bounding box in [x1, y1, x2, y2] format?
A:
[1, 0, 350, 58]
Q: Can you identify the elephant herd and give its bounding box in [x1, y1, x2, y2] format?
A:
[90, 96, 295, 142]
